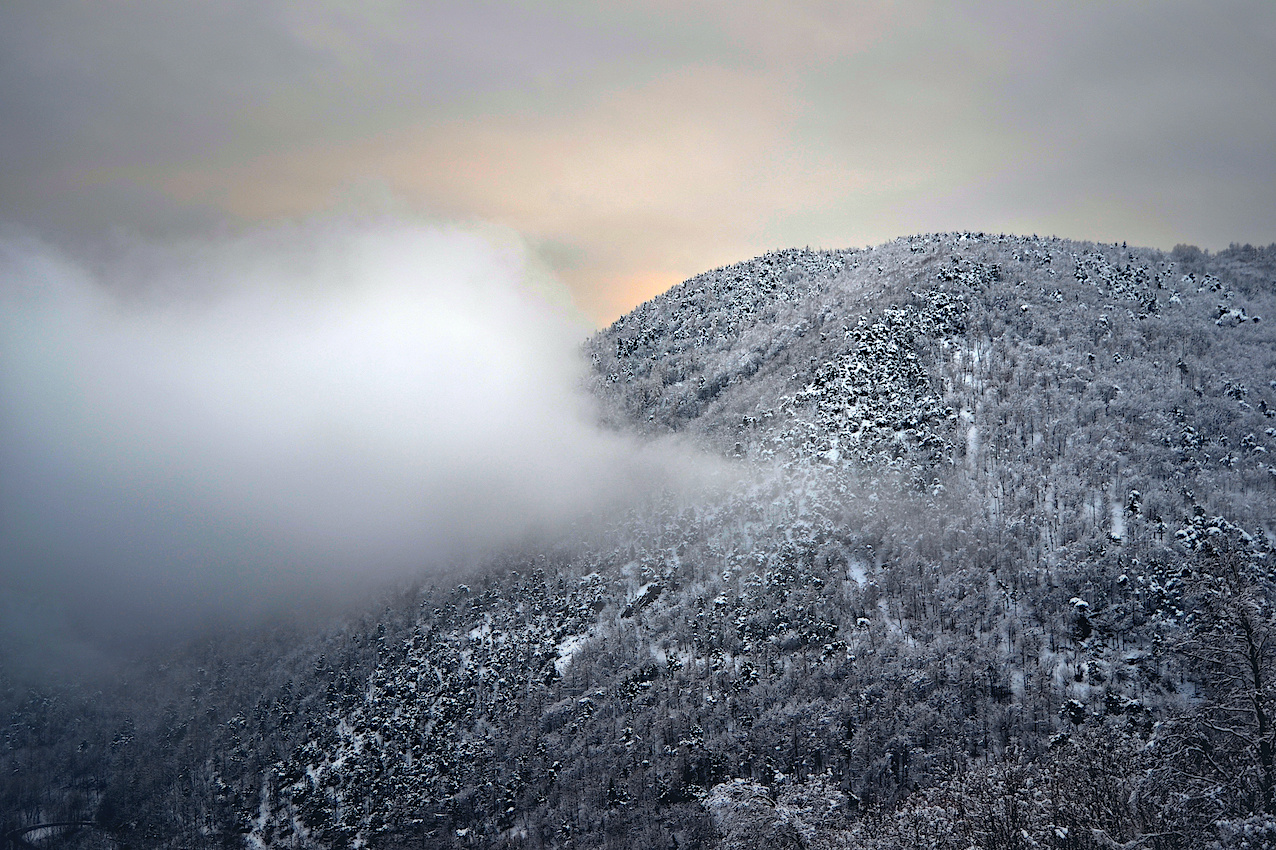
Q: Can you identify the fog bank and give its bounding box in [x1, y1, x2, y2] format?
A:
[0, 221, 710, 662]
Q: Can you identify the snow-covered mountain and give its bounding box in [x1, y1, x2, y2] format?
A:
[5, 234, 1276, 849]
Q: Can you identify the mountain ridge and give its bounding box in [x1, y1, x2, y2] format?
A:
[4, 232, 1276, 849]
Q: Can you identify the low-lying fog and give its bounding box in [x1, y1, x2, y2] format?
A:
[0, 219, 713, 671]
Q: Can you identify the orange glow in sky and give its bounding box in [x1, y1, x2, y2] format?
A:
[3, 1, 1274, 326]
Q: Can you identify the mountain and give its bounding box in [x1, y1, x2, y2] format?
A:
[4, 233, 1276, 849]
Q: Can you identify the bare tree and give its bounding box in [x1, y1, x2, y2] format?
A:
[1152, 513, 1276, 838]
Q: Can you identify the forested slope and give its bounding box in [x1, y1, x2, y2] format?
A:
[4, 234, 1276, 850]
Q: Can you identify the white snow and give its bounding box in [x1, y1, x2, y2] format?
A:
[1109, 502, 1126, 541]
[554, 633, 590, 675]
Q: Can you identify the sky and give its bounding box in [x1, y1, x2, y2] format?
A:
[2, 1, 1275, 664]
[2, 0, 1274, 325]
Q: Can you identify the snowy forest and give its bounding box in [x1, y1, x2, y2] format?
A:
[4, 233, 1276, 849]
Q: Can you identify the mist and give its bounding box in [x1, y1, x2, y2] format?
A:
[0, 220, 712, 667]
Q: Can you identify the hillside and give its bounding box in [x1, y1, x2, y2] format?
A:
[4, 233, 1276, 850]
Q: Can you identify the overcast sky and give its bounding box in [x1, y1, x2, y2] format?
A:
[3, 0, 1274, 324]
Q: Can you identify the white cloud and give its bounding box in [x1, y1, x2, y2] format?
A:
[0, 219, 715, 650]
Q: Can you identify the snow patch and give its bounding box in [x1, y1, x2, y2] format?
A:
[554, 633, 590, 675]
[1109, 502, 1126, 541]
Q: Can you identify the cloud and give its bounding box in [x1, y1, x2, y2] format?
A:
[153, 65, 870, 321]
[3, 1, 1274, 332]
[0, 219, 715, 661]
